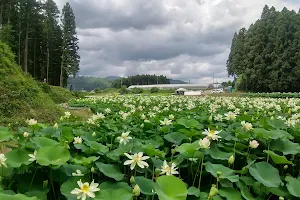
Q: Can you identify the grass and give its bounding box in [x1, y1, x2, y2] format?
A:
[0, 42, 65, 126]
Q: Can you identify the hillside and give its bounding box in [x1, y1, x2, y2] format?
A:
[0, 42, 65, 124]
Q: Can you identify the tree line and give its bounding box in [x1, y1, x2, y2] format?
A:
[227, 5, 300, 92]
[0, 0, 79, 87]
[112, 75, 170, 88]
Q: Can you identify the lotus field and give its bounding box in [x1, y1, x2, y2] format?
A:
[1, 96, 300, 200]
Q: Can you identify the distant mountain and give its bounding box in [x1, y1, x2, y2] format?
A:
[105, 76, 121, 81]
[169, 79, 187, 84]
[68, 76, 112, 91]
[105, 76, 187, 84]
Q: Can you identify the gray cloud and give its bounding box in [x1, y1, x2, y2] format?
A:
[54, 0, 300, 85]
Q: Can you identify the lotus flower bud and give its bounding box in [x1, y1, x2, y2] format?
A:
[228, 155, 235, 165]
[279, 197, 284, 200]
[208, 185, 219, 198]
[130, 176, 135, 184]
[53, 123, 59, 129]
[23, 132, 29, 138]
[284, 165, 288, 170]
[155, 168, 161, 175]
[171, 149, 176, 155]
[43, 180, 48, 188]
[92, 132, 96, 137]
[132, 184, 140, 196]
[91, 167, 95, 173]
[217, 171, 222, 177]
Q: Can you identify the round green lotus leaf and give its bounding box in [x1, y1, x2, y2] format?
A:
[154, 175, 188, 200]
[6, 148, 31, 168]
[95, 162, 124, 181]
[249, 162, 281, 188]
[36, 145, 70, 166]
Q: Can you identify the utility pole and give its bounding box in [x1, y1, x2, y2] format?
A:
[213, 73, 215, 88]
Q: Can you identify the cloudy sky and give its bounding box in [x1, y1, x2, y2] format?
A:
[54, 0, 300, 85]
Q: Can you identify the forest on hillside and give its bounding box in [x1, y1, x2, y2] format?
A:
[0, 0, 79, 87]
[111, 75, 171, 88]
[227, 5, 300, 92]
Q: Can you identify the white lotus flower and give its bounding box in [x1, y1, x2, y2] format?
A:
[202, 128, 222, 141]
[214, 114, 223, 122]
[241, 121, 253, 131]
[87, 118, 95, 125]
[160, 118, 172, 126]
[28, 150, 37, 162]
[285, 119, 296, 127]
[117, 132, 132, 145]
[27, 119, 37, 126]
[188, 158, 198, 163]
[199, 137, 211, 148]
[124, 152, 150, 170]
[105, 108, 111, 113]
[224, 112, 236, 120]
[160, 160, 179, 176]
[73, 137, 82, 144]
[23, 132, 29, 138]
[64, 111, 71, 118]
[249, 140, 259, 149]
[71, 179, 100, 200]
[72, 169, 84, 176]
[169, 114, 175, 121]
[0, 154, 7, 167]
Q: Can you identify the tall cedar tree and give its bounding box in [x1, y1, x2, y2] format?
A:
[0, 0, 79, 87]
[227, 5, 300, 92]
[60, 2, 80, 87]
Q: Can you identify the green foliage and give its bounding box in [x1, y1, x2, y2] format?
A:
[2, 95, 300, 199]
[38, 83, 74, 103]
[150, 87, 160, 93]
[244, 92, 300, 98]
[119, 86, 130, 95]
[0, 41, 62, 124]
[227, 5, 300, 92]
[130, 88, 144, 94]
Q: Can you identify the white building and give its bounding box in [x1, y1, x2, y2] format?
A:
[128, 84, 207, 90]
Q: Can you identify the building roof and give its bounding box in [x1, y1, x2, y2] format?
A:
[176, 88, 188, 92]
[128, 84, 207, 89]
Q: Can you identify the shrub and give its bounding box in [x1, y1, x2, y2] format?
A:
[119, 86, 130, 94]
[131, 87, 144, 94]
[94, 88, 101, 93]
[150, 87, 159, 93]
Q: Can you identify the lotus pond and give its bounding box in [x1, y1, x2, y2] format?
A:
[1, 95, 300, 200]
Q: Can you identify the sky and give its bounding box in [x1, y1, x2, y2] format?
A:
[54, 0, 300, 85]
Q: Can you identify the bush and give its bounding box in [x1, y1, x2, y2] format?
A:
[119, 86, 130, 94]
[150, 87, 159, 93]
[131, 88, 144, 94]
[72, 91, 89, 98]
[38, 83, 74, 103]
[94, 88, 101, 93]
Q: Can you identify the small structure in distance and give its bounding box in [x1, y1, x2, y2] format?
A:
[128, 84, 206, 90]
